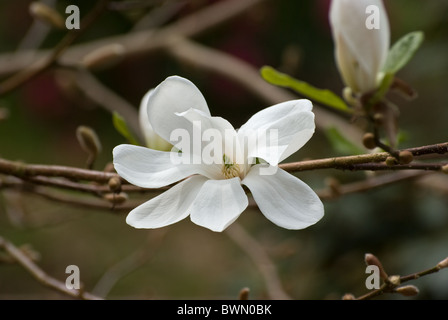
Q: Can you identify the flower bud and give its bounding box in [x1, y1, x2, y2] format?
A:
[441, 165, 448, 174]
[395, 285, 419, 296]
[81, 44, 125, 71]
[362, 133, 376, 149]
[385, 156, 397, 166]
[436, 257, 448, 269]
[29, 2, 65, 29]
[238, 287, 250, 300]
[103, 192, 128, 205]
[398, 150, 413, 164]
[108, 176, 122, 193]
[76, 126, 102, 169]
[76, 126, 102, 158]
[342, 293, 356, 300]
[365, 253, 388, 280]
[329, 0, 390, 94]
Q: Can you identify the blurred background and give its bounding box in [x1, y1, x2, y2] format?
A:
[0, 0, 447, 299]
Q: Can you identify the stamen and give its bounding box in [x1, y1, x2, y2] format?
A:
[222, 154, 241, 179]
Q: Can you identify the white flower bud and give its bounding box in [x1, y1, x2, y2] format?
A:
[329, 0, 390, 94]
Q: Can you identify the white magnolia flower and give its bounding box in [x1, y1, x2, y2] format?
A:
[113, 76, 324, 232]
[329, 0, 390, 94]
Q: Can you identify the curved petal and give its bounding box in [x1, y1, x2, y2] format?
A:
[176, 108, 242, 166]
[146, 76, 211, 143]
[139, 89, 172, 151]
[330, 0, 390, 93]
[242, 165, 324, 230]
[190, 178, 248, 232]
[238, 100, 315, 165]
[113, 144, 221, 188]
[126, 175, 208, 229]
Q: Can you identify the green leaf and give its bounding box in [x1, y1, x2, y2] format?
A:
[260, 66, 351, 113]
[112, 112, 139, 145]
[383, 31, 424, 74]
[325, 127, 364, 156]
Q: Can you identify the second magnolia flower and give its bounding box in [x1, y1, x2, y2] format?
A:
[329, 0, 390, 95]
[113, 76, 324, 232]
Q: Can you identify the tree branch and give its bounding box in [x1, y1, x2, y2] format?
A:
[0, 236, 102, 300]
[0, 158, 118, 183]
[317, 171, 431, 200]
[0, 0, 266, 77]
[279, 142, 448, 173]
[1, 143, 446, 183]
[0, 0, 111, 96]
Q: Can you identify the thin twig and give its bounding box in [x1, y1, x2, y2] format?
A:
[24, 175, 154, 195]
[0, 176, 139, 211]
[92, 230, 166, 298]
[0, 236, 102, 300]
[356, 263, 446, 300]
[3, 172, 431, 214]
[317, 171, 431, 200]
[225, 222, 291, 300]
[0, 0, 111, 96]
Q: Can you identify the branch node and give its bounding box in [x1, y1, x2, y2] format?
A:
[386, 275, 401, 287]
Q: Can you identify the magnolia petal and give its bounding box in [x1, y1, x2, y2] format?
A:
[237, 100, 315, 165]
[139, 89, 171, 151]
[126, 175, 208, 229]
[330, 0, 390, 93]
[242, 165, 324, 230]
[176, 108, 242, 165]
[190, 178, 248, 232]
[146, 76, 211, 144]
[113, 144, 221, 188]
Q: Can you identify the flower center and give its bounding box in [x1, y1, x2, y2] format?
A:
[221, 154, 241, 179]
